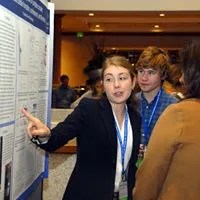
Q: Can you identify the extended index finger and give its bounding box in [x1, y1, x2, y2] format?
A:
[21, 108, 36, 122]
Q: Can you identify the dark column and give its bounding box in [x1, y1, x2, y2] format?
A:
[53, 14, 64, 85]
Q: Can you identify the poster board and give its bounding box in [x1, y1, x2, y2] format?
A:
[0, 0, 54, 199]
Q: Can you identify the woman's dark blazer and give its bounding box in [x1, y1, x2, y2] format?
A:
[40, 97, 141, 200]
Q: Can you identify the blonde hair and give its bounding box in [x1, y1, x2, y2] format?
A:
[166, 64, 182, 86]
[135, 46, 170, 76]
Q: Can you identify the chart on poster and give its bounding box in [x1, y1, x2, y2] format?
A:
[0, 0, 53, 199]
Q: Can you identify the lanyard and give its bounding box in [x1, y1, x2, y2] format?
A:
[114, 109, 128, 176]
[141, 89, 162, 144]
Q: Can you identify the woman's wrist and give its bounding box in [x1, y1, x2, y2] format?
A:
[31, 132, 51, 145]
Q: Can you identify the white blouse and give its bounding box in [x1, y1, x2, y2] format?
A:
[112, 108, 133, 192]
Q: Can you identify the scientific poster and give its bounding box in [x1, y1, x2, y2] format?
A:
[0, 0, 53, 199]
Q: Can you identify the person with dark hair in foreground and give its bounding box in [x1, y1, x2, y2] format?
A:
[133, 40, 200, 200]
[22, 55, 141, 200]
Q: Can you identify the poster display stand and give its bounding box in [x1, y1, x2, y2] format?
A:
[0, 0, 54, 199]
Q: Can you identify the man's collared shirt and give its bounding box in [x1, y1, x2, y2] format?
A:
[137, 88, 177, 144]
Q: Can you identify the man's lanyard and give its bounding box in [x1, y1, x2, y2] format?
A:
[114, 109, 128, 177]
[141, 89, 162, 145]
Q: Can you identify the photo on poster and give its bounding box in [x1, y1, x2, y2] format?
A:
[4, 162, 11, 200]
[0, 136, 2, 189]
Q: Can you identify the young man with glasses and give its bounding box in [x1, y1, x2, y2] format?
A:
[135, 46, 177, 167]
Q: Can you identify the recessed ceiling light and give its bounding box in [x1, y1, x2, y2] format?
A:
[159, 13, 165, 17]
[92, 28, 103, 32]
[95, 24, 100, 28]
[154, 25, 159, 28]
[88, 13, 94, 16]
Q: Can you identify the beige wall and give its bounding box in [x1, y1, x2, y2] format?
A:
[60, 36, 92, 87]
[51, 0, 200, 11]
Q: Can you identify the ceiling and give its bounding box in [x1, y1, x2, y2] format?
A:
[59, 11, 200, 34]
